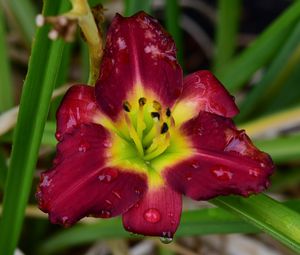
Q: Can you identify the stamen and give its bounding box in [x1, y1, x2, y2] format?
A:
[166, 108, 171, 117]
[160, 122, 169, 134]
[151, 112, 160, 120]
[153, 100, 162, 111]
[139, 97, 147, 106]
[137, 98, 147, 138]
[144, 133, 170, 160]
[124, 114, 144, 156]
[123, 101, 131, 112]
[143, 116, 160, 147]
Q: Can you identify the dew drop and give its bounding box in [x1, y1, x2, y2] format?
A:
[168, 212, 174, 217]
[134, 203, 140, 208]
[98, 168, 118, 183]
[112, 190, 121, 199]
[210, 165, 233, 181]
[143, 208, 161, 223]
[249, 168, 260, 177]
[55, 131, 62, 141]
[135, 188, 142, 195]
[99, 209, 111, 218]
[105, 199, 112, 205]
[160, 232, 173, 244]
[103, 140, 112, 148]
[62, 216, 69, 225]
[184, 173, 192, 181]
[78, 142, 90, 152]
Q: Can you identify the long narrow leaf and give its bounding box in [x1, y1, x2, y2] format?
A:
[213, 0, 241, 72]
[237, 20, 300, 121]
[124, 0, 153, 16]
[213, 194, 300, 252]
[0, 1, 68, 254]
[216, 0, 300, 92]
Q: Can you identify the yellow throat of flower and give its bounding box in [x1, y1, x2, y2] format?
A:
[122, 97, 174, 161]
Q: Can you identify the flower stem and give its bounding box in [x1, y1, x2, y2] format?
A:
[67, 0, 103, 85]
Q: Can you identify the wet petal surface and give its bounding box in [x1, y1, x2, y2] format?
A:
[56, 85, 101, 141]
[122, 185, 182, 237]
[37, 124, 147, 226]
[173, 71, 239, 125]
[164, 111, 274, 200]
[95, 12, 182, 120]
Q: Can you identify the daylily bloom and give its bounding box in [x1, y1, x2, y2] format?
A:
[37, 11, 274, 239]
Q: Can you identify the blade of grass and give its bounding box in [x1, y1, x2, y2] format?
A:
[0, 8, 14, 112]
[213, 0, 241, 72]
[124, 0, 153, 16]
[165, 0, 183, 66]
[212, 194, 300, 252]
[237, 20, 300, 122]
[38, 199, 300, 254]
[0, 1, 69, 254]
[0, 150, 7, 190]
[1, 0, 37, 46]
[216, 0, 300, 92]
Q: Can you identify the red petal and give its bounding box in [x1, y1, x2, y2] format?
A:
[56, 85, 101, 141]
[37, 124, 147, 226]
[95, 12, 182, 120]
[173, 71, 239, 125]
[164, 112, 274, 200]
[122, 186, 182, 237]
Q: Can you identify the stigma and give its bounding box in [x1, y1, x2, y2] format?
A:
[122, 97, 173, 161]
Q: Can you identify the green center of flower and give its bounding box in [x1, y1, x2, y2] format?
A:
[122, 98, 173, 161]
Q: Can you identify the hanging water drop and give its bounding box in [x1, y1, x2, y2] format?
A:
[78, 142, 90, 152]
[160, 232, 173, 244]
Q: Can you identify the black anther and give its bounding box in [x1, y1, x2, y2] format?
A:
[161, 122, 169, 134]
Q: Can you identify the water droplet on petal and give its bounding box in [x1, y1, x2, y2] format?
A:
[211, 165, 233, 181]
[99, 209, 111, 218]
[98, 168, 118, 183]
[184, 173, 192, 181]
[62, 216, 69, 225]
[135, 188, 142, 195]
[249, 168, 260, 177]
[134, 203, 139, 208]
[112, 190, 121, 199]
[160, 232, 173, 244]
[103, 140, 112, 148]
[78, 142, 90, 152]
[105, 199, 112, 205]
[260, 162, 266, 168]
[143, 208, 161, 223]
[55, 131, 62, 141]
[168, 212, 174, 217]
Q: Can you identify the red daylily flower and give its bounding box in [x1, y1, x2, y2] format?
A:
[37, 12, 274, 239]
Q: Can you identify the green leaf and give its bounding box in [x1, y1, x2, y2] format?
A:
[165, 0, 183, 66]
[216, 0, 300, 92]
[124, 0, 153, 16]
[213, 0, 241, 72]
[0, 1, 69, 254]
[38, 199, 300, 254]
[0, 150, 7, 191]
[213, 194, 300, 252]
[237, 20, 300, 122]
[0, 8, 14, 112]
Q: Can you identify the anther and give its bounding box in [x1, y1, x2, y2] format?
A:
[161, 122, 169, 134]
[153, 100, 162, 111]
[166, 108, 171, 117]
[139, 97, 147, 106]
[123, 101, 131, 112]
[151, 112, 160, 120]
